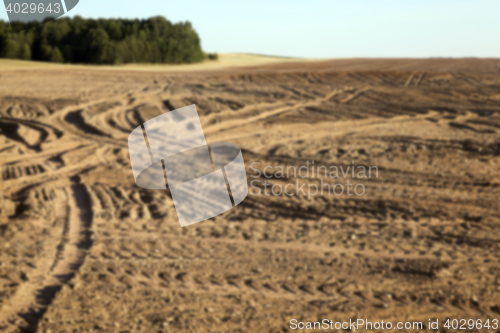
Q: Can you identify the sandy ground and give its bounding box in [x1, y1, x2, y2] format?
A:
[0, 57, 499, 332]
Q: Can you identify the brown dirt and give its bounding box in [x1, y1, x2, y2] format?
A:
[0, 58, 499, 332]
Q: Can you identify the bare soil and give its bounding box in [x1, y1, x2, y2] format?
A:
[0, 58, 499, 332]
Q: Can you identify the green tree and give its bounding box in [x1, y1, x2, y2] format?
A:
[20, 43, 31, 60]
[1, 38, 20, 58]
[0, 16, 207, 65]
[50, 46, 63, 62]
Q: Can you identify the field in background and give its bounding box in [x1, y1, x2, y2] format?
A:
[0, 53, 314, 72]
[0, 58, 499, 332]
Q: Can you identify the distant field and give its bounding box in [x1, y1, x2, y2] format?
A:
[0, 53, 315, 72]
[2, 55, 499, 75]
[0, 58, 65, 69]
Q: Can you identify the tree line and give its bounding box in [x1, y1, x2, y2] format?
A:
[0, 16, 214, 64]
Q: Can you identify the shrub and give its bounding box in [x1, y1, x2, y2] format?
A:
[205, 52, 219, 61]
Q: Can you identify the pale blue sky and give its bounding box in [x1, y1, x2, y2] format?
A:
[2, 0, 499, 58]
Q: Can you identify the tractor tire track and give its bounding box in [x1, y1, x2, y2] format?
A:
[0, 176, 93, 332]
